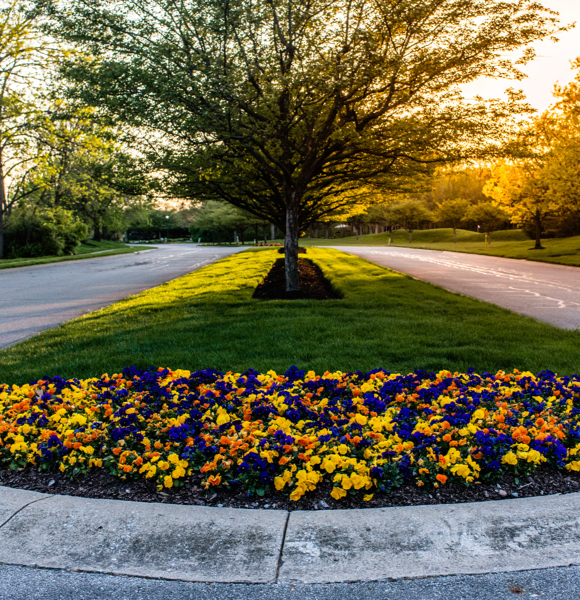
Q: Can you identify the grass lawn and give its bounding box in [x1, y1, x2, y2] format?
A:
[0, 240, 153, 270]
[2, 248, 580, 385]
[305, 228, 580, 267]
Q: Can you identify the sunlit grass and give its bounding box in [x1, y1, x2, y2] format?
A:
[306, 228, 580, 267]
[1, 247, 580, 384]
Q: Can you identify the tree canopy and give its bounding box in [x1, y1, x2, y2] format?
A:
[39, 0, 561, 288]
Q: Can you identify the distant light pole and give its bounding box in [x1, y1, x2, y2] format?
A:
[166, 215, 169, 243]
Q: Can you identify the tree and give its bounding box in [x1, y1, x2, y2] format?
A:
[428, 167, 492, 208]
[193, 201, 261, 244]
[484, 62, 580, 248]
[463, 202, 509, 245]
[538, 63, 580, 231]
[386, 200, 433, 243]
[435, 199, 471, 243]
[483, 161, 555, 250]
[0, 1, 50, 258]
[41, 0, 560, 289]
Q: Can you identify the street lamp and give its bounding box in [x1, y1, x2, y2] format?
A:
[166, 215, 169, 243]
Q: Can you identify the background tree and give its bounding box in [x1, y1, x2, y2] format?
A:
[192, 201, 266, 245]
[539, 63, 580, 233]
[484, 161, 555, 250]
[41, 0, 560, 290]
[428, 167, 492, 209]
[434, 199, 471, 243]
[0, 1, 52, 258]
[386, 200, 433, 243]
[463, 202, 509, 245]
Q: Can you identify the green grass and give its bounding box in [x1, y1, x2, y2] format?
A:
[2, 247, 580, 385]
[0, 240, 154, 270]
[305, 228, 580, 267]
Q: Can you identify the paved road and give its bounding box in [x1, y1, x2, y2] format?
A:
[0, 564, 576, 600]
[331, 246, 580, 330]
[0, 244, 243, 349]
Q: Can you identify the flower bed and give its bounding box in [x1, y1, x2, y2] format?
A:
[1, 367, 580, 503]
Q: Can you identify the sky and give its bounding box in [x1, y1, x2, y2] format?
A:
[462, 0, 580, 113]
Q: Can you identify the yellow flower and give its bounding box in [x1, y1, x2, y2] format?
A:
[321, 458, 336, 473]
[168, 453, 179, 464]
[502, 451, 518, 466]
[363, 494, 374, 501]
[172, 465, 186, 479]
[341, 476, 353, 490]
[331, 486, 347, 500]
[350, 473, 366, 490]
[216, 413, 230, 426]
[289, 486, 304, 501]
[355, 414, 367, 426]
[274, 476, 287, 491]
[164, 475, 173, 488]
[450, 463, 470, 478]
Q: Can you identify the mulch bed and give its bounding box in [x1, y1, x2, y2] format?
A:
[253, 258, 340, 300]
[1, 466, 578, 510]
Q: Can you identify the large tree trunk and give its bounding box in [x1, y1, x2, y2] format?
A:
[534, 212, 544, 250]
[0, 163, 6, 260]
[408, 230, 412, 243]
[285, 203, 300, 292]
[453, 226, 457, 243]
[0, 208, 4, 260]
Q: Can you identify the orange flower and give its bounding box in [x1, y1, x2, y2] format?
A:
[436, 474, 447, 484]
[442, 434, 452, 442]
[207, 474, 221, 486]
[112, 447, 123, 456]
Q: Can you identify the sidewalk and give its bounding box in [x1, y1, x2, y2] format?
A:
[1, 485, 579, 584]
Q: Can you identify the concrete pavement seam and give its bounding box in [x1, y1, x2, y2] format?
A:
[0, 494, 54, 530]
[274, 511, 291, 583]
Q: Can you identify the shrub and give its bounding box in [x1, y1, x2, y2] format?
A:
[4, 207, 88, 258]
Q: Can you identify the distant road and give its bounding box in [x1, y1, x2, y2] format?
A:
[0, 244, 243, 349]
[331, 246, 580, 330]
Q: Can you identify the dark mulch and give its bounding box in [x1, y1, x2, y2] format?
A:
[1, 466, 579, 510]
[278, 247, 307, 254]
[252, 258, 340, 300]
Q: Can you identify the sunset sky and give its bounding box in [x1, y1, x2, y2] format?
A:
[463, 0, 579, 113]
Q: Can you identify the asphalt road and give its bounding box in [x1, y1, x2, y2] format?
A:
[331, 246, 580, 330]
[0, 564, 576, 600]
[0, 244, 243, 349]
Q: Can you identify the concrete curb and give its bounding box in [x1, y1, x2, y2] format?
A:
[0, 485, 579, 583]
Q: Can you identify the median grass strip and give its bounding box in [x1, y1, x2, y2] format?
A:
[0, 240, 153, 270]
[1, 248, 580, 385]
[306, 228, 580, 267]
